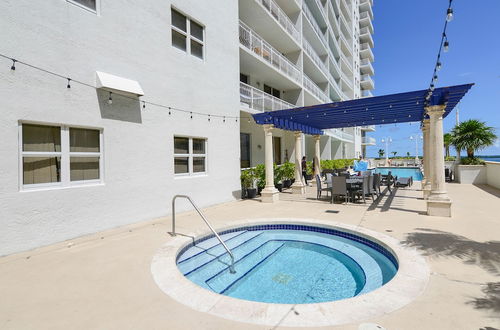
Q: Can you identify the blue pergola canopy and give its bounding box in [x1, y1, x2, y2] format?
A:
[252, 84, 473, 134]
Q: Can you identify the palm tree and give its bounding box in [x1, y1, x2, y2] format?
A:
[443, 133, 453, 158]
[391, 151, 397, 158]
[451, 119, 497, 159]
[378, 149, 385, 158]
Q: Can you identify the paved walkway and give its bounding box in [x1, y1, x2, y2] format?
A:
[0, 183, 499, 329]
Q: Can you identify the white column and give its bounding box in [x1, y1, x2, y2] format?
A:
[261, 124, 279, 203]
[292, 131, 306, 194]
[313, 135, 321, 179]
[426, 105, 452, 217]
[422, 119, 432, 199]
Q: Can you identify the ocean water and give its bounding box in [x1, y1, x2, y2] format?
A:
[479, 156, 500, 162]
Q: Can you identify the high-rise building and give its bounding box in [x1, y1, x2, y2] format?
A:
[239, 0, 376, 167]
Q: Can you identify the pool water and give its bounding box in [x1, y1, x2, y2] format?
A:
[176, 225, 398, 304]
[375, 167, 423, 181]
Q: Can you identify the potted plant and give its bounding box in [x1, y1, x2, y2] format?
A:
[451, 119, 497, 184]
[274, 164, 284, 192]
[254, 164, 266, 195]
[281, 162, 295, 188]
[240, 169, 256, 199]
[305, 161, 313, 181]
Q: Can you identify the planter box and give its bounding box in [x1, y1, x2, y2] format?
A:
[455, 165, 487, 184]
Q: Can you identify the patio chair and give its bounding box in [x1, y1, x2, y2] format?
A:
[367, 175, 376, 199]
[373, 173, 382, 195]
[445, 168, 453, 182]
[354, 176, 372, 203]
[395, 177, 411, 188]
[331, 176, 349, 204]
[316, 175, 331, 200]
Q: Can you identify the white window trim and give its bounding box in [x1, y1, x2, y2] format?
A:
[171, 7, 205, 60]
[174, 136, 207, 177]
[66, 0, 100, 15]
[19, 121, 104, 191]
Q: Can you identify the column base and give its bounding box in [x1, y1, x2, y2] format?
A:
[291, 182, 306, 194]
[427, 197, 452, 217]
[261, 187, 279, 203]
[422, 183, 432, 199]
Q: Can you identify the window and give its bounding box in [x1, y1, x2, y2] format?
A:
[240, 133, 251, 168]
[264, 84, 281, 98]
[171, 8, 205, 59]
[273, 136, 282, 165]
[67, 0, 97, 11]
[20, 123, 103, 189]
[174, 137, 207, 175]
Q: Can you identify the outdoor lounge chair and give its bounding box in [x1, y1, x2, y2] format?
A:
[395, 177, 411, 188]
[315, 175, 331, 200]
[331, 176, 349, 204]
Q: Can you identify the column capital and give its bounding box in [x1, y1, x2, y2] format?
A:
[313, 134, 321, 141]
[425, 104, 446, 117]
[294, 131, 303, 138]
[422, 119, 430, 131]
[263, 124, 274, 134]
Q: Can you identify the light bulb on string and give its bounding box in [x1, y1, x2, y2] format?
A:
[108, 92, 113, 105]
[10, 59, 16, 70]
[430, 84, 435, 91]
[436, 61, 442, 71]
[142, 101, 146, 109]
[190, 112, 193, 119]
[446, 8, 453, 22]
[443, 40, 449, 52]
[67, 78, 71, 89]
[168, 107, 171, 115]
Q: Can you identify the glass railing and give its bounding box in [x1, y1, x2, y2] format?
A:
[362, 137, 376, 145]
[361, 74, 374, 87]
[303, 3, 329, 49]
[239, 21, 301, 84]
[260, 0, 301, 43]
[325, 128, 354, 142]
[303, 74, 331, 103]
[360, 125, 376, 130]
[361, 90, 373, 98]
[303, 38, 329, 78]
[240, 82, 295, 112]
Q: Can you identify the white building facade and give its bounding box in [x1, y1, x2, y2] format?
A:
[0, 0, 374, 256]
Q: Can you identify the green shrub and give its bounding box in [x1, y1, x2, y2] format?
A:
[254, 164, 266, 189]
[444, 156, 456, 161]
[280, 162, 295, 180]
[274, 164, 284, 184]
[240, 169, 254, 188]
[460, 157, 485, 165]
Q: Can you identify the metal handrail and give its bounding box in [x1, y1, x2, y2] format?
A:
[171, 195, 236, 274]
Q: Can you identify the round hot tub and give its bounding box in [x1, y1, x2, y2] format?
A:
[176, 224, 398, 304]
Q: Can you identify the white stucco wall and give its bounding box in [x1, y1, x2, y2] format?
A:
[485, 162, 500, 190]
[456, 165, 487, 184]
[0, 0, 240, 255]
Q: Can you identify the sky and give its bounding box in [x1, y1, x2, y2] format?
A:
[366, 0, 500, 157]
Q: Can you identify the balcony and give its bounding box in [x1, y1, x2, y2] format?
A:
[360, 58, 374, 76]
[303, 73, 330, 104]
[240, 0, 301, 52]
[360, 74, 374, 90]
[302, 3, 329, 51]
[360, 125, 376, 131]
[339, 0, 352, 22]
[360, 43, 374, 62]
[240, 82, 295, 112]
[303, 37, 329, 81]
[359, 26, 374, 48]
[362, 136, 376, 146]
[340, 54, 353, 75]
[325, 128, 354, 143]
[361, 89, 373, 98]
[239, 21, 301, 86]
[359, 11, 374, 34]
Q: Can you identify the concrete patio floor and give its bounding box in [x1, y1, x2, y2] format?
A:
[1, 183, 499, 330]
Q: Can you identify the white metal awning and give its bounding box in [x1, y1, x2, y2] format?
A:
[95, 71, 144, 96]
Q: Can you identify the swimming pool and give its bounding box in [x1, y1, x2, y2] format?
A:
[375, 167, 423, 181]
[176, 224, 398, 304]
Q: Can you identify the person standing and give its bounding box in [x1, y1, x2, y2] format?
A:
[301, 156, 308, 185]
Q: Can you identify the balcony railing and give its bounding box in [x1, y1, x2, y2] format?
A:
[362, 136, 376, 145]
[240, 82, 295, 112]
[303, 38, 329, 78]
[260, 0, 301, 43]
[361, 74, 374, 88]
[360, 42, 374, 61]
[303, 74, 330, 103]
[303, 3, 328, 49]
[239, 21, 301, 84]
[325, 128, 354, 142]
[360, 125, 376, 131]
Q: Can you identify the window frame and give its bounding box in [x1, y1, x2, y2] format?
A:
[67, 0, 99, 15]
[19, 121, 104, 191]
[173, 136, 207, 177]
[171, 7, 205, 60]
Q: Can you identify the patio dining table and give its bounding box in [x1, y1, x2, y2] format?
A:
[325, 176, 365, 203]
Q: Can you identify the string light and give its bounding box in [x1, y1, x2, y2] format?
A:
[446, 8, 453, 22]
[208, 114, 211, 122]
[436, 61, 442, 71]
[190, 112, 193, 119]
[0, 53, 240, 122]
[142, 101, 146, 109]
[443, 39, 449, 52]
